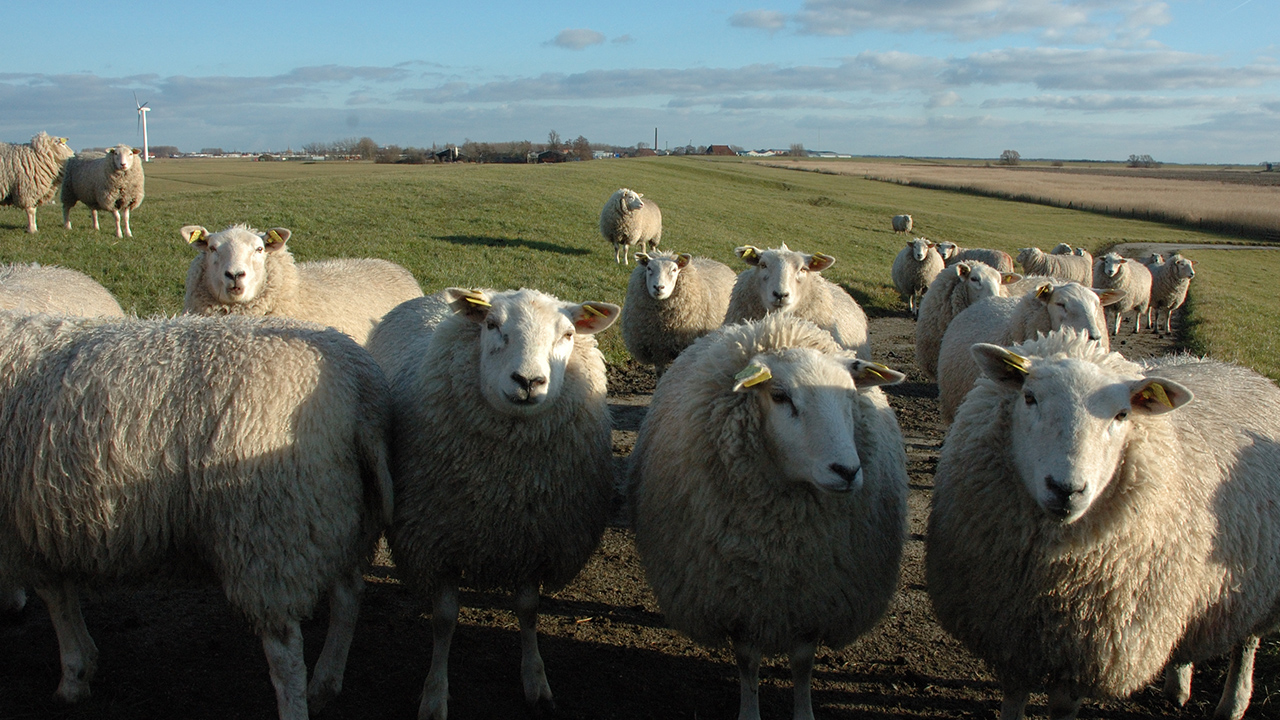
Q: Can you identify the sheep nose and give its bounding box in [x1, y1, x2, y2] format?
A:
[225, 270, 246, 281]
[772, 290, 789, 301]
[510, 372, 547, 392]
[1044, 476, 1081, 517]
[829, 463, 862, 490]
[653, 284, 665, 292]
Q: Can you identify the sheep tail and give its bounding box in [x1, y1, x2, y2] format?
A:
[358, 421, 395, 528]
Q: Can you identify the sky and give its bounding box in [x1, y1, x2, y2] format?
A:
[2, 0, 1277, 164]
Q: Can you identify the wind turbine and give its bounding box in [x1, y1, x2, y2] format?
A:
[135, 92, 151, 162]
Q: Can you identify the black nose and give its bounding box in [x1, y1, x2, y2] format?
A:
[510, 373, 546, 391]
[1044, 476, 1081, 517]
[830, 463, 861, 488]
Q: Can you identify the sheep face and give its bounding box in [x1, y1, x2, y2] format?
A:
[908, 238, 934, 262]
[1016, 248, 1041, 267]
[733, 348, 904, 493]
[619, 188, 645, 213]
[736, 244, 836, 313]
[1051, 243, 1073, 255]
[957, 262, 1004, 301]
[936, 241, 958, 260]
[1099, 253, 1126, 279]
[1037, 282, 1113, 343]
[637, 252, 690, 301]
[971, 340, 1192, 523]
[107, 145, 138, 172]
[446, 288, 618, 417]
[1171, 255, 1196, 279]
[184, 225, 290, 304]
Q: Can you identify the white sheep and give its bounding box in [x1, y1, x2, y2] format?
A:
[366, 290, 455, 381]
[621, 250, 736, 376]
[927, 329, 1280, 720]
[1092, 251, 1153, 335]
[0, 132, 74, 233]
[936, 241, 1016, 273]
[0, 312, 393, 719]
[1051, 242, 1073, 254]
[892, 213, 913, 233]
[1016, 246, 1093, 285]
[60, 144, 145, 238]
[724, 243, 872, 359]
[914, 261, 1021, 380]
[383, 287, 620, 719]
[600, 187, 662, 264]
[0, 263, 124, 317]
[630, 313, 909, 720]
[891, 237, 945, 316]
[935, 281, 1122, 424]
[181, 223, 423, 345]
[1146, 253, 1196, 334]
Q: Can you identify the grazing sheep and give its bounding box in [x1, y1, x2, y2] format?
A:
[1092, 252, 1153, 334]
[385, 287, 619, 719]
[621, 250, 736, 375]
[891, 237, 945, 316]
[914, 261, 1021, 380]
[600, 187, 662, 264]
[1051, 242, 1073, 255]
[1016, 246, 1093, 285]
[631, 314, 908, 720]
[935, 281, 1123, 424]
[0, 312, 393, 719]
[927, 329, 1280, 720]
[0, 263, 124, 317]
[60, 144, 145, 238]
[0, 132, 74, 233]
[936, 241, 1016, 273]
[1146, 253, 1196, 334]
[725, 244, 872, 359]
[182, 223, 423, 345]
[892, 213, 913, 233]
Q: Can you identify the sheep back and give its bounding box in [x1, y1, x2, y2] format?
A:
[1148, 254, 1194, 313]
[0, 132, 73, 211]
[944, 247, 1014, 273]
[914, 261, 1008, 380]
[1017, 247, 1092, 285]
[621, 254, 735, 369]
[366, 291, 455, 381]
[0, 263, 124, 317]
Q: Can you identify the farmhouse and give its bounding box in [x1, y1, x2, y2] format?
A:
[705, 144, 737, 156]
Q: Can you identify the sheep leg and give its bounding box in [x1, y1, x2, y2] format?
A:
[1213, 636, 1259, 720]
[732, 641, 763, 720]
[1046, 683, 1082, 720]
[1132, 308, 1143, 333]
[122, 207, 132, 237]
[25, 207, 37, 233]
[307, 567, 365, 713]
[261, 620, 309, 720]
[997, 684, 1029, 720]
[418, 581, 459, 720]
[36, 581, 98, 703]
[91, 209, 100, 231]
[112, 209, 123, 238]
[514, 582, 556, 714]
[62, 205, 73, 230]
[1164, 661, 1193, 706]
[789, 641, 817, 720]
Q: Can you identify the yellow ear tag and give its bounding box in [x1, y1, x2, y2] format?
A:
[462, 294, 491, 308]
[734, 364, 771, 388]
[266, 230, 282, 243]
[1002, 274, 1017, 283]
[1036, 284, 1054, 299]
[1002, 352, 1030, 374]
[741, 247, 757, 260]
[582, 304, 607, 318]
[187, 228, 204, 244]
[1141, 382, 1173, 408]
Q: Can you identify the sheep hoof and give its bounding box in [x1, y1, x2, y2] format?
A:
[528, 696, 558, 717]
[54, 679, 92, 705]
[307, 679, 340, 715]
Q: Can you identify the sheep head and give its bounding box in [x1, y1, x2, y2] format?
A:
[184, 224, 290, 305]
[636, 251, 691, 300]
[735, 244, 836, 313]
[908, 238, 935, 262]
[955, 261, 1007, 302]
[1099, 253, 1127, 279]
[107, 144, 139, 172]
[1031, 281, 1120, 346]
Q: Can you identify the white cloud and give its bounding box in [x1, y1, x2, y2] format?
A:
[928, 91, 962, 108]
[730, 10, 788, 30]
[548, 29, 607, 50]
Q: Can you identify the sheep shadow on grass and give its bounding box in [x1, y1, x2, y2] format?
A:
[436, 235, 590, 256]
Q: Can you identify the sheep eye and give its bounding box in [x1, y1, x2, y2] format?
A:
[1114, 410, 1129, 422]
[769, 389, 790, 405]
[485, 320, 499, 331]
[1024, 391, 1037, 406]
[562, 331, 574, 341]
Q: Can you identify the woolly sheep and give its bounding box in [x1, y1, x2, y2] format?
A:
[1092, 251, 1153, 335]
[0, 312, 393, 719]
[60, 144, 145, 238]
[600, 187, 662, 264]
[182, 223, 423, 345]
[892, 213, 913, 233]
[384, 287, 619, 719]
[914, 261, 1021, 380]
[1051, 242, 1073, 254]
[935, 281, 1123, 424]
[1016, 246, 1093, 285]
[1146, 253, 1196, 334]
[621, 250, 736, 376]
[366, 290, 454, 381]
[0, 263, 124, 318]
[891, 237, 945, 316]
[936, 241, 1016, 273]
[631, 313, 908, 720]
[927, 329, 1280, 720]
[0, 132, 74, 233]
[724, 244, 872, 359]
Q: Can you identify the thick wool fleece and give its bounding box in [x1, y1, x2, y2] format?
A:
[0, 263, 124, 317]
[621, 254, 736, 370]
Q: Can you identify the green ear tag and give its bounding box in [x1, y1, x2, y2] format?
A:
[734, 364, 771, 388]
[582, 304, 607, 318]
[267, 230, 282, 243]
[741, 247, 757, 260]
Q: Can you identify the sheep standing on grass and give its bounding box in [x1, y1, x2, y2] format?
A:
[182, 224, 422, 345]
[600, 187, 662, 264]
[927, 329, 1280, 720]
[725, 244, 872, 358]
[0, 263, 124, 317]
[937, 241, 1016, 273]
[1092, 251, 1153, 334]
[1016, 246, 1093, 285]
[0, 132, 74, 233]
[892, 213, 913, 233]
[61, 144, 145, 238]
[914, 261, 1020, 380]
[1146, 253, 1196, 334]
[384, 287, 619, 719]
[891, 237, 944, 316]
[0, 312, 393, 719]
[631, 314, 908, 720]
[621, 250, 735, 375]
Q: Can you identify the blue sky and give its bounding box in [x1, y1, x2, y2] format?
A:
[3, 0, 1277, 163]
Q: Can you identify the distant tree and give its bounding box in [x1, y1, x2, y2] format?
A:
[201, 148, 224, 156]
[730, 144, 744, 153]
[375, 145, 402, 164]
[571, 135, 592, 161]
[636, 141, 649, 150]
[998, 149, 1020, 166]
[355, 137, 379, 160]
[789, 143, 806, 157]
[149, 145, 180, 158]
[1127, 153, 1160, 168]
[547, 130, 562, 152]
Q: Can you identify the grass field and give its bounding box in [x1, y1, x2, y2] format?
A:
[1, 156, 1277, 375]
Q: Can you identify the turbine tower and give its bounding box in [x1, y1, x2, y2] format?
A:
[135, 93, 151, 162]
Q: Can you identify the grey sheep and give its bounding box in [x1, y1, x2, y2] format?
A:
[0, 263, 123, 318]
[914, 261, 1020, 380]
[892, 213, 913, 233]
[1146, 253, 1196, 334]
[1092, 251, 1153, 334]
[61, 144, 145, 238]
[0, 132, 74, 233]
[622, 250, 736, 376]
[1016, 246, 1093, 285]
[600, 187, 662, 264]
[891, 237, 945, 316]
[937, 241, 1016, 273]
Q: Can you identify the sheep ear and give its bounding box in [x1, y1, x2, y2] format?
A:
[736, 246, 762, 266]
[808, 253, 835, 272]
[676, 253, 692, 268]
[1001, 273, 1022, 285]
[444, 288, 493, 323]
[849, 359, 905, 388]
[956, 263, 971, 277]
[1093, 288, 1126, 307]
[570, 302, 620, 334]
[181, 225, 210, 249]
[635, 253, 651, 265]
[107, 148, 116, 155]
[732, 363, 771, 392]
[971, 344, 1030, 388]
[1129, 377, 1192, 415]
[1034, 283, 1055, 301]
[263, 228, 291, 251]
[131, 147, 141, 155]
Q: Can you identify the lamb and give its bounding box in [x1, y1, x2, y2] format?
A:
[935, 281, 1122, 424]
[1146, 253, 1196, 334]
[936, 241, 1016, 273]
[0, 263, 124, 317]
[0, 132, 74, 233]
[182, 223, 423, 345]
[1016, 246, 1093, 285]
[926, 329, 1280, 720]
[60, 144, 145, 238]
[621, 250, 736, 375]
[914, 261, 1020, 380]
[891, 237, 944, 316]
[600, 187, 662, 264]
[630, 313, 909, 720]
[383, 287, 619, 719]
[724, 244, 872, 359]
[0, 312, 393, 719]
[1092, 251, 1153, 334]
[892, 213, 913, 233]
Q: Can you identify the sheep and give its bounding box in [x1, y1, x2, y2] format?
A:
[630, 313, 909, 720]
[1051, 242, 1073, 254]
[892, 213, 913, 233]
[1092, 251, 1153, 335]
[1016, 246, 1093, 285]
[724, 244, 872, 359]
[182, 223, 423, 346]
[1146, 253, 1196, 334]
[0, 132, 74, 233]
[934, 280, 1123, 424]
[366, 290, 455, 381]
[621, 250, 736, 376]
[0, 312, 393, 719]
[891, 237, 945, 316]
[914, 261, 1021, 380]
[0, 263, 124, 318]
[936, 241, 1016, 273]
[926, 329, 1280, 720]
[60, 144, 145, 238]
[383, 287, 620, 719]
[600, 187, 662, 264]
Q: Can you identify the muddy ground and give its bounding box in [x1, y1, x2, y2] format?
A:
[1, 308, 1269, 720]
